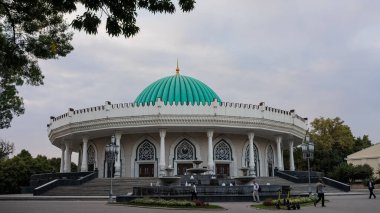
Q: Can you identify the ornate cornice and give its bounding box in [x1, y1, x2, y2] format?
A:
[48, 114, 306, 142]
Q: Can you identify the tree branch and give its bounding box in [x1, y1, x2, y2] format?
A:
[0, 1, 16, 44]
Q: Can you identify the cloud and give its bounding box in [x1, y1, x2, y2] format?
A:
[2, 0, 380, 161]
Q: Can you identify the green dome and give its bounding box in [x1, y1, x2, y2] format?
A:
[135, 73, 222, 106]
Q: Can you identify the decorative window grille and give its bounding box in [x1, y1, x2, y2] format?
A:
[244, 144, 259, 168]
[267, 145, 274, 165]
[138, 140, 155, 161]
[176, 139, 195, 160]
[214, 140, 232, 160]
[87, 145, 96, 164]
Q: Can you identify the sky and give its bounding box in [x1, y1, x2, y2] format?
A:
[2, 0, 380, 161]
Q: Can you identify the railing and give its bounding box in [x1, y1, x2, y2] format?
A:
[275, 170, 323, 183]
[322, 176, 351, 192]
[32, 170, 98, 195]
[48, 100, 307, 131]
[30, 171, 95, 188]
[275, 170, 351, 192]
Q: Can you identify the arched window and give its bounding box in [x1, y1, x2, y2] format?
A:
[267, 145, 274, 176]
[214, 140, 232, 160]
[137, 140, 155, 161]
[175, 139, 195, 160]
[87, 145, 96, 171]
[244, 143, 259, 175]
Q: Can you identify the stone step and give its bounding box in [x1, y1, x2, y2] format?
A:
[39, 176, 343, 196]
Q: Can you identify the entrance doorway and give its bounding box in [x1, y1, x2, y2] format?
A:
[216, 163, 230, 177]
[139, 164, 154, 177]
[177, 163, 193, 175]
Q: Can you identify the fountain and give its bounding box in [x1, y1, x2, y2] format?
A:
[233, 167, 255, 185]
[159, 166, 180, 186]
[186, 160, 209, 175]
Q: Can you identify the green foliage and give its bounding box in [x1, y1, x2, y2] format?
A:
[328, 162, 354, 183]
[353, 135, 372, 153]
[0, 138, 14, 159]
[127, 197, 221, 209]
[0, 0, 73, 128]
[0, 0, 196, 128]
[0, 149, 71, 194]
[310, 117, 355, 174]
[329, 162, 373, 183]
[352, 164, 373, 181]
[128, 197, 196, 208]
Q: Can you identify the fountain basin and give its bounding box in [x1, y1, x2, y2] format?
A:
[186, 168, 209, 175]
[159, 176, 181, 186]
[233, 176, 255, 185]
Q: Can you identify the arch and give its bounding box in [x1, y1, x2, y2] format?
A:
[175, 139, 196, 160]
[214, 139, 232, 160]
[266, 145, 275, 177]
[134, 139, 158, 177]
[242, 142, 260, 176]
[87, 144, 97, 171]
[136, 140, 156, 161]
[130, 136, 159, 178]
[214, 139, 233, 177]
[169, 137, 201, 175]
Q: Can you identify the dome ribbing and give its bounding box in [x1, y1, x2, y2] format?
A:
[134, 73, 222, 106]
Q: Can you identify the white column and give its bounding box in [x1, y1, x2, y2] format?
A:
[289, 141, 295, 171]
[159, 129, 166, 176]
[114, 132, 122, 177]
[207, 130, 214, 173]
[69, 150, 72, 171]
[276, 136, 283, 170]
[81, 137, 89, 172]
[60, 145, 65, 173]
[248, 132, 256, 176]
[64, 142, 71, 172]
[281, 149, 285, 170]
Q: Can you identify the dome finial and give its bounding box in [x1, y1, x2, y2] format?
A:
[176, 59, 180, 75]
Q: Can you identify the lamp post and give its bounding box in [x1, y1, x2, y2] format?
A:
[105, 135, 119, 203]
[301, 134, 314, 195]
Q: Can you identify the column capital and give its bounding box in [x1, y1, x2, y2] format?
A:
[248, 132, 255, 141]
[207, 129, 213, 138]
[159, 129, 166, 138]
[114, 131, 122, 140]
[82, 136, 89, 143]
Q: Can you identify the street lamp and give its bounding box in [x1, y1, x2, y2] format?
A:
[301, 134, 314, 195]
[105, 135, 119, 203]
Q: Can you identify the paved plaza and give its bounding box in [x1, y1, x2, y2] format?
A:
[0, 194, 379, 213]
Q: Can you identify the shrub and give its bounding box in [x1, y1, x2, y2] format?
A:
[128, 198, 197, 208]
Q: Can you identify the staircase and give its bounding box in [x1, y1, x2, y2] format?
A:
[40, 177, 159, 196]
[255, 176, 342, 194]
[39, 176, 343, 196]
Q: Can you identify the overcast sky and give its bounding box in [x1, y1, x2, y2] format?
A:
[2, 0, 380, 161]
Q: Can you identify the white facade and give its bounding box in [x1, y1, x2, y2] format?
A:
[48, 100, 307, 178]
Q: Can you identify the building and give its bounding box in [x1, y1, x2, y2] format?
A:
[47, 65, 308, 178]
[347, 143, 380, 178]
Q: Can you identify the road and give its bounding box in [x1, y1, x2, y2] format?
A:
[0, 195, 379, 213]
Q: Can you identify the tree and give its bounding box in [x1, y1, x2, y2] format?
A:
[352, 164, 373, 182]
[0, 0, 196, 128]
[0, 138, 14, 159]
[353, 135, 372, 153]
[0, 149, 77, 194]
[328, 162, 354, 183]
[309, 117, 355, 175]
